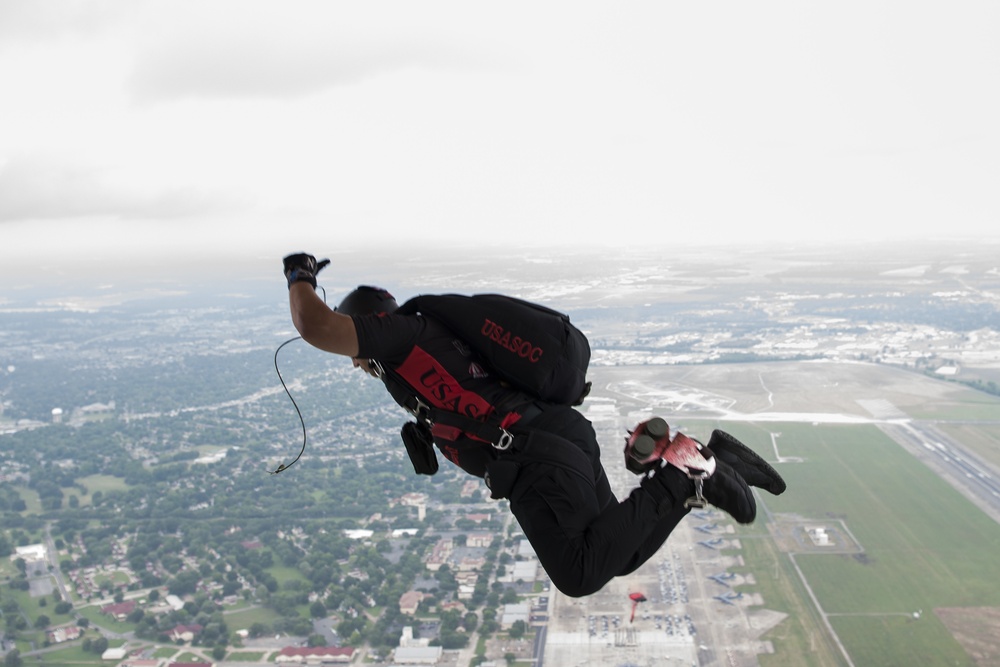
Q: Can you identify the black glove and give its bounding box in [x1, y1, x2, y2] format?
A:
[283, 253, 330, 289]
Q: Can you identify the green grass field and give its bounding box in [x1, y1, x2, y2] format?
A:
[224, 604, 284, 630]
[12, 485, 43, 514]
[722, 421, 1000, 666]
[26, 635, 127, 667]
[76, 473, 131, 492]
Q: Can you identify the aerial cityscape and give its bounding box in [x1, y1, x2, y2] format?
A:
[2, 240, 999, 667]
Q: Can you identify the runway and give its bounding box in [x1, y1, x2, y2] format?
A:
[881, 420, 1000, 525]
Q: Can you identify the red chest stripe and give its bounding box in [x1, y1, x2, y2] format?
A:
[395, 346, 494, 421]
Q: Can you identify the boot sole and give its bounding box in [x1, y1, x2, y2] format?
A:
[708, 430, 786, 495]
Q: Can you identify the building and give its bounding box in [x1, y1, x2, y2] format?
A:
[120, 660, 159, 667]
[399, 626, 430, 648]
[807, 526, 832, 546]
[396, 492, 428, 521]
[275, 646, 355, 664]
[509, 560, 538, 583]
[101, 600, 137, 621]
[467, 533, 494, 548]
[343, 529, 374, 540]
[392, 645, 442, 665]
[46, 625, 82, 644]
[439, 600, 467, 615]
[501, 603, 530, 629]
[101, 648, 128, 661]
[12, 544, 47, 562]
[169, 623, 203, 643]
[392, 528, 420, 538]
[399, 590, 425, 615]
[425, 538, 453, 572]
[516, 539, 536, 558]
[457, 557, 485, 572]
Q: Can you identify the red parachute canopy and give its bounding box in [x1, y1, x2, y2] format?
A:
[629, 592, 647, 622]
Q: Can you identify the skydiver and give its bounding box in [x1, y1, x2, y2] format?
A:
[282, 253, 785, 598]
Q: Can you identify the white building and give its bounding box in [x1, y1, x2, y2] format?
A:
[393, 645, 442, 665]
[516, 540, 536, 558]
[13, 544, 47, 562]
[101, 648, 127, 661]
[807, 526, 831, 546]
[399, 626, 430, 648]
[501, 603, 530, 629]
[510, 560, 538, 582]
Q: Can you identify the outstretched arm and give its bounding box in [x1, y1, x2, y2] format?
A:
[288, 282, 360, 357]
[283, 253, 359, 357]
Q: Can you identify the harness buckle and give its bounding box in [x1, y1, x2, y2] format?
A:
[683, 475, 708, 510]
[493, 429, 514, 451]
[408, 396, 432, 423]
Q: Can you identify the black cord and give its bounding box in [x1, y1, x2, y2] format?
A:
[269, 286, 326, 474]
[269, 336, 306, 474]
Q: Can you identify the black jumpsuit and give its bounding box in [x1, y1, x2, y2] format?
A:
[353, 312, 693, 597]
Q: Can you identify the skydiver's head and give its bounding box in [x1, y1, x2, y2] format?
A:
[335, 285, 399, 316]
[336, 286, 397, 378]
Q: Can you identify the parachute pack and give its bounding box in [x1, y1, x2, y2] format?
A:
[397, 293, 592, 406]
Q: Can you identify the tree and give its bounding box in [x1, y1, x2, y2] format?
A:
[463, 612, 479, 633]
[308, 599, 327, 619]
[508, 620, 527, 639]
[34, 614, 51, 629]
[91, 636, 109, 654]
[3, 648, 22, 667]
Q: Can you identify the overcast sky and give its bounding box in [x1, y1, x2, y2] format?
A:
[1, 0, 998, 272]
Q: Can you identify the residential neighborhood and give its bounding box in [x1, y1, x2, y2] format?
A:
[3, 244, 999, 666]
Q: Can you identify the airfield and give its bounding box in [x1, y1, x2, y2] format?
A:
[537, 360, 1000, 667]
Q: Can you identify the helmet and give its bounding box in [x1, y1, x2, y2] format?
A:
[335, 285, 399, 316]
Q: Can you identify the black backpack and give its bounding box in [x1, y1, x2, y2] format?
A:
[397, 293, 592, 406]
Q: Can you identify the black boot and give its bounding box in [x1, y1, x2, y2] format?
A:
[706, 430, 786, 495]
[699, 457, 756, 524]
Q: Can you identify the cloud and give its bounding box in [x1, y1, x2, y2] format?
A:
[126, 3, 498, 103]
[0, 158, 233, 223]
[130, 38, 485, 103]
[0, 0, 131, 41]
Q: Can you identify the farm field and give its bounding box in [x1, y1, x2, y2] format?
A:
[591, 361, 1000, 667]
